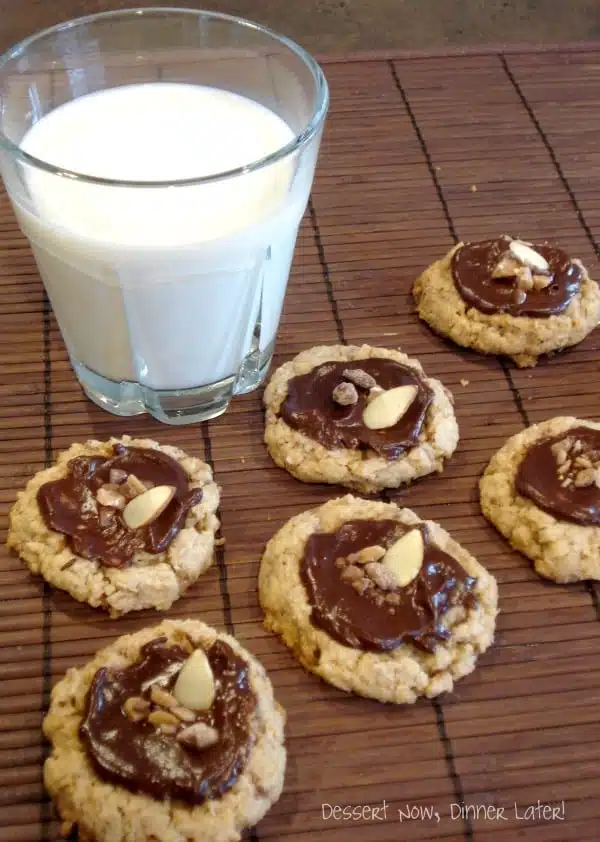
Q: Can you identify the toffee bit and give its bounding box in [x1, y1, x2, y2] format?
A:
[342, 368, 377, 390]
[332, 381, 358, 406]
[364, 562, 399, 591]
[177, 722, 219, 750]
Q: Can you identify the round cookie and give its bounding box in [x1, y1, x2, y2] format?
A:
[7, 435, 220, 616]
[263, 344, 458, 494]
[43, 619, 286, 842]
[414, 236, 600, 368]
[259, 496, 497, 703]
[480, 416, 600, 582]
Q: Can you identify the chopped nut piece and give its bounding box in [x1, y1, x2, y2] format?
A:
[96, 486, 126, 510]
[492, 254, 520, 279]
[172, 705, 197, 723]
[214, 537, 226, 547]
[81, 487, 98, 515]
[123, 696, 150, 722]
[109, 468, 128, 485]
[177, 722, 219, 750]
[386, 592, 401, 605]
[352, 578, 372, 595]
[332, 381, 359, 406]
[515, 266, 533, 291]
[121, 473, 149, 500]
[364, 561, 399, 591]
[575, 455, 593, 469]
[340, 564, 364, 582]
[347, 545, 386, 565]
[561, 477, 572, 488]
[460, 378, 469, 387]
[553, 445, 568, 466]
[558, 459, 572, 475]
[99, 507, 114, 528]
[574, 468, 596, 488]
[150, 686, 178, 709]
[470, 184, 478, 193]
[532, 273, 552, 290]
[572, 440, 583, 454]
[148, 709, 180, 733]
[367, 385, 385, 402]
[595, 471, 600, 489]
[342, 368, 377, 390]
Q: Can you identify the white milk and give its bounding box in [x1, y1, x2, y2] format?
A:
[15, 83, 306, 390]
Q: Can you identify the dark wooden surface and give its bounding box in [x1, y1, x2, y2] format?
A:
[1, 46, 600, 842]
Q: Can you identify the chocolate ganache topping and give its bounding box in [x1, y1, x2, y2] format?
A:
[515, 426, 600, 526]
[452, 236, 581, 317]
[280, 359, 432, 458]
[37, 444, 203, 567]
[80, 638, 256, 804]
[301, 519, 477, 653]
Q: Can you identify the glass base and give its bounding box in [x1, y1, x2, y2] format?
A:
[73, 350, 273, 425]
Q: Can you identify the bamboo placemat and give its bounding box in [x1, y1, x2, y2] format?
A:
[1, 48, 600, 842]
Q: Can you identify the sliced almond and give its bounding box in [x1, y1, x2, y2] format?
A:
[362, 385, 418, 430]
[173, 649, 216, 712]
[509, 240, 549, 273]
[122, 485, 175, 530]
[382, 529, 424, 587]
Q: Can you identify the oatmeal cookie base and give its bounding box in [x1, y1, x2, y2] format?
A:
[413, 245, 600, 367]
[263, 344, 459, 494]
[7, 436, 220, 616]
[43, 619, 286, 842]
[480, 416, 600, 582]
[259, 495, 497, 704]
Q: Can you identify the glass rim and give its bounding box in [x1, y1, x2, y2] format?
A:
[0, 6, 329, 188]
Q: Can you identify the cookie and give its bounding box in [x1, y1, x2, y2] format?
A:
[259, 496, 497, 703]
[43, 619, 286, 842]
[414, 235, 600, 367]
[480, 416, 600, 582]
[263, 344, 458, 493]
[7, 436, 220, 616]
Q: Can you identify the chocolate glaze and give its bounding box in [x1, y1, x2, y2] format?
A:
[452, 236, 581, 317]
[280, 359, 433, 458]
[515, 426, 600, 525]
[301, 519, 477, 653]
[37, 445, 203, 567]
[80, 638, 256, 804]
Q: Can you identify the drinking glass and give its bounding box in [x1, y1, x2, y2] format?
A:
[0, 8, 328, 423]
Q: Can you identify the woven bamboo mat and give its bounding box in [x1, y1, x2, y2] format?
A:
[1, 47, 600, 842]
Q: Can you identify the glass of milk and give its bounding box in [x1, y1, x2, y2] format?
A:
[0, 9, 328, 423]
